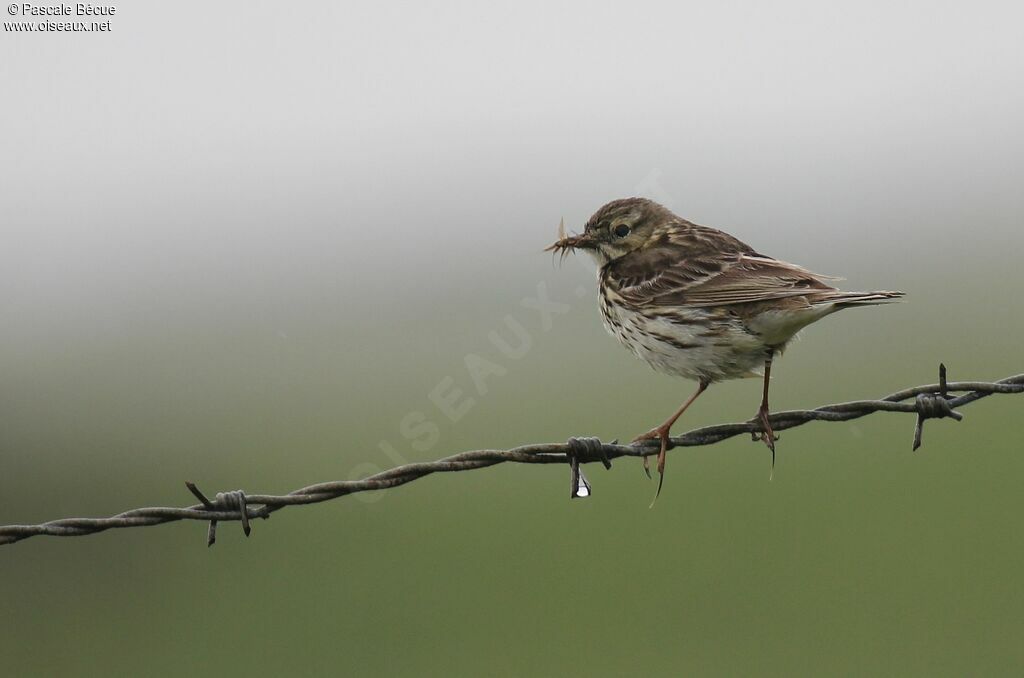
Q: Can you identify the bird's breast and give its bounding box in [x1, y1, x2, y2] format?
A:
[598, 286, 768, 382]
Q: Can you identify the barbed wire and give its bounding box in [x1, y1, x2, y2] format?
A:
[2, 364, 1021, 547]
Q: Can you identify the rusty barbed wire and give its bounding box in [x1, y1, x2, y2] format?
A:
[1, 364, 1021, 547]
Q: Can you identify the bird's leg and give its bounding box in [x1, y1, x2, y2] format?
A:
[632, 379, 709, 503]
[752, 351, 779, 472]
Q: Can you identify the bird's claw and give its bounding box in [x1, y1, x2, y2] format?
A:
[752, 406, 779, 477]
[632, 427, 671, 506]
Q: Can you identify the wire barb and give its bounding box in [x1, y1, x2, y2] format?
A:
[566, 437, 612, 498]
[1, 366, 1022, 547]
[185, 483, 255, 546]
[912, 363, 964, 451]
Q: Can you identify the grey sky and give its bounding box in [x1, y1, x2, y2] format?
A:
[3, 0, 1022, 340]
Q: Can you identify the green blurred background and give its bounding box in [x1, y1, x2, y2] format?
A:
[3, 2, 1023, 676]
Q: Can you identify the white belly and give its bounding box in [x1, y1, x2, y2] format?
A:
[599, 294, 770, 382]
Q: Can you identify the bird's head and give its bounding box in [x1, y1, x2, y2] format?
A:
[545, 197, 673, 265]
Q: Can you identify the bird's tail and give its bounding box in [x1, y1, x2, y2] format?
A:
[824, 290, 905, 308]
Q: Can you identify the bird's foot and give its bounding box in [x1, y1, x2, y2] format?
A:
[632, 425, 672, 506]
[751, 404, 779, 477]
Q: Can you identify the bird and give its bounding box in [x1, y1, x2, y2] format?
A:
[546, 197, 903, 502]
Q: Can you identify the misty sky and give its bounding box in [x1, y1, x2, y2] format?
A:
[3, 0, 1023, 345]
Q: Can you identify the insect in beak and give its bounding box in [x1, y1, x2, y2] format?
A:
[545, 218, 596, 263]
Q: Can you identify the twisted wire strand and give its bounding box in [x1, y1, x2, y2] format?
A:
[2, 369, 1021, 547]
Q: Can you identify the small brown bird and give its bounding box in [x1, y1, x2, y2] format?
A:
[547, 197, 903, 500]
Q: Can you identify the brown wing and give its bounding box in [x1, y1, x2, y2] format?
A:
[608, 245, 838, 309]
[605, 222, 753, 298]
[682, 254, 839, 307]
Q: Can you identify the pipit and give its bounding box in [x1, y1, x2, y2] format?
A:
[547, 197, 903, 500]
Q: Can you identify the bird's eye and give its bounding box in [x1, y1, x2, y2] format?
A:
[613, 224, 630, 238]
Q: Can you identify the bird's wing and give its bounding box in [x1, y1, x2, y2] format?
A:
[609, 249, 838, 309]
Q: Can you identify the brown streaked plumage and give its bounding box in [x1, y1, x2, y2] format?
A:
[546, 197, 903, 503]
